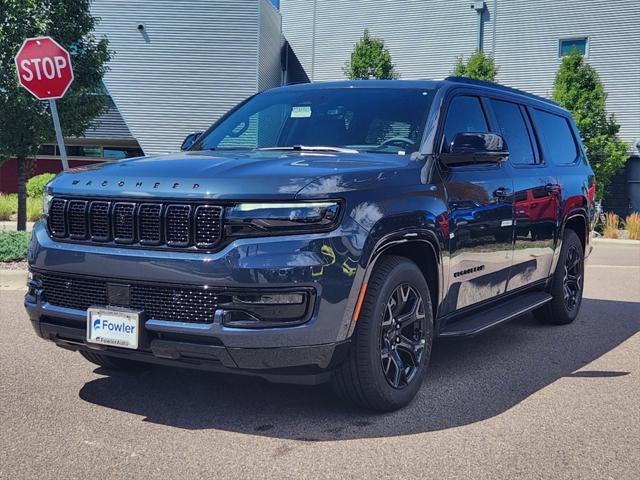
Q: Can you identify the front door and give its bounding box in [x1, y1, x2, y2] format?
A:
[440, 95, 515, 313]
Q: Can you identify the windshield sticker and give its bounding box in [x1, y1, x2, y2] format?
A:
[291, 105, 312, 118]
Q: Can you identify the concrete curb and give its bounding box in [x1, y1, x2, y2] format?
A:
[592, 237, 640, 246]
[0, 269, 28, 290]
[0, 221, 34, 232]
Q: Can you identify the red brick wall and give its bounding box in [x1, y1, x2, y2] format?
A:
[0, 158, 107, 193]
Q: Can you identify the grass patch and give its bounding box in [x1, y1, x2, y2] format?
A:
[0, 231, 30, 262]
[28, 196, 43, 222]
[602, 212, 619, 239]
[625, 213, 640, 240]
[0, 194, 17, 221]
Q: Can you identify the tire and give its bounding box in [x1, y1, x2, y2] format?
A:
[331, 255, 434, 412]
[79, 350, 147, 371]
[534, 229, 584, 325]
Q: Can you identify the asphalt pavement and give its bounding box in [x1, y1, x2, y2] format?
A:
[1, 241, 639, 479]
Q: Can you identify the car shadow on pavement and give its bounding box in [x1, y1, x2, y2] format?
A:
[79, 297, 639, 440]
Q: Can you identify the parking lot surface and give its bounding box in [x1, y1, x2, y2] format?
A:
[1, 242, 639, 479]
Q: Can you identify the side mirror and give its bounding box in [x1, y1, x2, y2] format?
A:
[181, 132, 203, 151]
[440, 132, 509, 166]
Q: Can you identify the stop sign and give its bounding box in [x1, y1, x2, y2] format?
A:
[14, 36, 74, 100]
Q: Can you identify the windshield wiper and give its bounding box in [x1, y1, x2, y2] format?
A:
[257, 145, 359, 154]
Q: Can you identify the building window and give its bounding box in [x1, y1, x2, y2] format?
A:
[559, 37, 588, 57]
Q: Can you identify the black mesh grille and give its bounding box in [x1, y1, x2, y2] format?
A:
[48, 199, 67, 237]
[130, 284, 219, 324]
[46, 197, 225, 250]
[68, 200, 88, 239]
[113, 203, 135, 243]
[139, 203, 162, 245]
[39, 273, 224, 324]
[89, 201, 110, 241]
[194, 206, 223, 247]
[165, 205, 191, 247]
[40, 273, 108, 310]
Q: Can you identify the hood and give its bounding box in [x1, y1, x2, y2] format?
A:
[48, 150, 419, 200]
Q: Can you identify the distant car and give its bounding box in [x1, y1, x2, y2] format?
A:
[25, 77, 596, 411]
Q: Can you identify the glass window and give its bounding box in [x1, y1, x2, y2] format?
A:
[491, 99, 536, 165]
[531, 109, 579, 164]
[66, 146, 102, 157]
[559, 38, 587, 57]
[103, 147, 145, 159]
[195, 88, 435, 155]
[443, 96, 488, 149]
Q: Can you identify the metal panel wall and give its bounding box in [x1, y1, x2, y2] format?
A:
[258, 0, 285, 91]
[281, 0, 639, 144]
[91, 0, 282, 155]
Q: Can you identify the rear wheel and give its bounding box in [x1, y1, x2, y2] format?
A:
[534, 229, 584, 325]
[332, 256, 433, 412]
[80, 350, 147, 371]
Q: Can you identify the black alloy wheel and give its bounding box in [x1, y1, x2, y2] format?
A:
[380, 284, 426, 389]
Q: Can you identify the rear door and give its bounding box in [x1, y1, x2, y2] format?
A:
[487, 98, 559, 291]
[440, 94, 515, 313]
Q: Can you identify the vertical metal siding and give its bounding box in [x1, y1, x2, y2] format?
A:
[258, 0, 285, 91]
[91, 0, 279, 155]
[281, 0, 639, 144]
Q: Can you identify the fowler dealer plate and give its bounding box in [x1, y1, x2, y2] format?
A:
[87, 307, 141, 350]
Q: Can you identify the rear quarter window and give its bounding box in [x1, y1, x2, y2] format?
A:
[530, 109, 579, 165]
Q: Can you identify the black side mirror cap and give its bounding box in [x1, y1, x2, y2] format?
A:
[440, 132, 509, 166]
[181, 132, 204, 151]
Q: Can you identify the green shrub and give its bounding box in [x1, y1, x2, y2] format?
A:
[0, 231, 30, 262]
[27, 196, 43, 222]
[0, 194, 18, 221]
[26, 173, 56, 198]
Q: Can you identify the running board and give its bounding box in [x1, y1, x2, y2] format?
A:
[439, 291, 552, 338]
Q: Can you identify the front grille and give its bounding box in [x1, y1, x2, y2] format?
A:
[39, 273, 227, 324]
[47, 197, 223, 250]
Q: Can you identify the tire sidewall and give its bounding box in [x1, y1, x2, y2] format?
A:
[361, 259, 434, 408]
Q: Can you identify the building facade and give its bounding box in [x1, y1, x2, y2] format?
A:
[280, 0, 640, 213]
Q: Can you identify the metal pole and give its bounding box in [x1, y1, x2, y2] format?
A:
[49, 99, 69, 170]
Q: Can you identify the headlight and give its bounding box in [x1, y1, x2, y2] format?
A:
[225, 201, 340, 236]
[43, 193, 53, 214]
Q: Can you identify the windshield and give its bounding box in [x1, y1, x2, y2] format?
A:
[193, 87, 435, 155]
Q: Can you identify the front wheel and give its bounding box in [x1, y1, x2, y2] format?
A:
[534, 229, 584, 325]
[332, 255, 433, 412]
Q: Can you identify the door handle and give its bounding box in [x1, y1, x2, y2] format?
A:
[493, 187, 512, 198]
[545, 183, 560, 194]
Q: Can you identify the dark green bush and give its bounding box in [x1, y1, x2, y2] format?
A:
[26, 173, 56, 198]
[0, 231, 30, 262]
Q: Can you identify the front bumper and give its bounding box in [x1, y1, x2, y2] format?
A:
[25, 219, 368, 381]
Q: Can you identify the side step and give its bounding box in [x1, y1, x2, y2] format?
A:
[439, 291, 552, 338]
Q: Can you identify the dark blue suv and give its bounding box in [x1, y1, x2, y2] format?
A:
[25, 77, 595, 411]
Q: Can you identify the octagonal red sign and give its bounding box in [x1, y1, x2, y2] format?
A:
[14, 36, 74, 100]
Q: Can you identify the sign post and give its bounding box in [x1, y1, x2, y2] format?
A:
[14, 36, 74, 170]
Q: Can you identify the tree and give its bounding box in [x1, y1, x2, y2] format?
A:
[552, 50, 628, 197]
[0, 0, 111, 230]
[452, 50, 497, 82]
[343, 29, 398, 80]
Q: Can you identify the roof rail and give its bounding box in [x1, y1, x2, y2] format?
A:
[444, 76, 559, 107]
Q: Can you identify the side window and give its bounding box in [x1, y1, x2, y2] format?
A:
[531, 109, 579, 165]
[491, 99, 536, 165]
[443, 96, 488, 149]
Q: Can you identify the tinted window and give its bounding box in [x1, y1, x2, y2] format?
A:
[491, 99, 536, 165]
[443, 96, 488, 149]
[196, 88, 435, 155]
[531, 109, 578, 164]
[559, 38, 587, 57]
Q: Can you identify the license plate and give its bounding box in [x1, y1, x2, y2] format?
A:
[87, 307, 141, 350]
